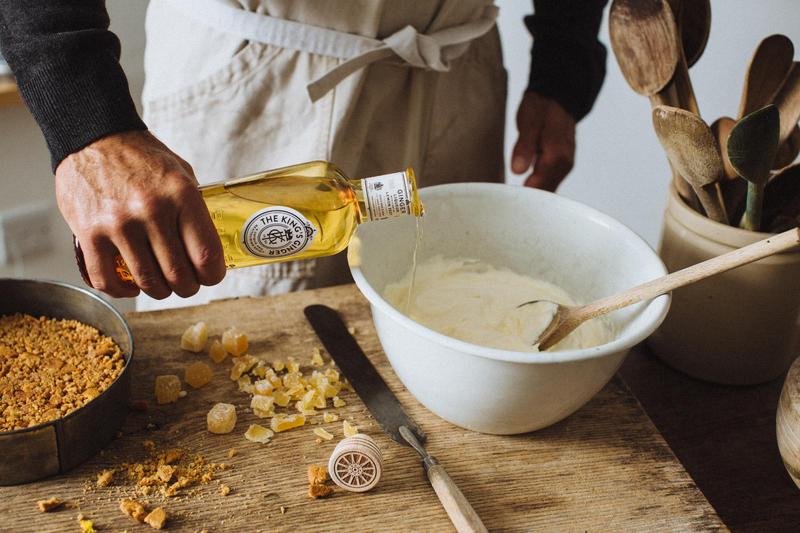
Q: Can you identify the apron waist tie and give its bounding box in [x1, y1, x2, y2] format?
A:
[178, 0, 499, 102]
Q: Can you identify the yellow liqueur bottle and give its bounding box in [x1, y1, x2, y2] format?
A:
[74, 161, 423, 286]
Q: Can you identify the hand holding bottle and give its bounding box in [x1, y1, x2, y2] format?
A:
[56, 130, 226, 299]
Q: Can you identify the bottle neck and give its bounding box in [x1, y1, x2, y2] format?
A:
[354, 168, 424, 222]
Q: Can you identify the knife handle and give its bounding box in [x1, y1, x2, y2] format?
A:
[426, 461, 488, 533]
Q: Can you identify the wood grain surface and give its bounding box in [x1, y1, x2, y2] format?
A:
[0, 284, 723, 532]
[620, 345, 800, 532]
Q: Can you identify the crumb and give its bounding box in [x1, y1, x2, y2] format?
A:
[156, 464, 175, 483]
[120, 498, 147, 522]
[307, 465, 328, 485]
[144, 507, 167, 530]
[220, 484, 231, 496]
[179, 390, 188, 398]
[130, 399, 149, 412]
[227, 448, 237, 458]
[164, 448, 183, 464]
[309, 483, 334, 499]
[36, 497, 63, 513]
[96, 469, 114, 487]
[280, 506, 286, 514]
[77, 513, 96, 533]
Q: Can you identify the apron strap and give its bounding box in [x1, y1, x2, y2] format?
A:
[177, 0, 499, 102]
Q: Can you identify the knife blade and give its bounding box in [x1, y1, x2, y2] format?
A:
[303, 304, 425, 446]
[304, 304, 488, 533]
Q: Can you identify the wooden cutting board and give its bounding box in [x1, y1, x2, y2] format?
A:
[0, 284, 724, 532]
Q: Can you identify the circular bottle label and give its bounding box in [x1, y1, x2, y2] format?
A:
[240, 206, 317, 258]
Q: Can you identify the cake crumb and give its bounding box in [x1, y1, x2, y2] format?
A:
[220, 484, 231, 496]
[36, 497, 63, 513]
[96, 469, 114, 487]
[144, 507, 167, 530]
[120, 498, 147, 522]
[227, 448, 237, 458]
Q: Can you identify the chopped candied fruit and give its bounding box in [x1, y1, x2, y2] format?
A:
[222, 327, 248, 356]
[250, 395, 274, 417]
[343, 420, 358, 437]
[270, 414, 305, 433]
[311, 348, 324, 367]
[120, 498, 147, 522]
[185, 361, 213, 389]
[180, 322, 208, 353]
[244, 424, 274, 443]
[144, 507, 167, 530]
[333, 396, 346, 408]
[207, 403, 237, 434]
[273, 390, 291, 407]
[208, 339, 228, 364]
[154, 375, 181, 405]
[323, 412, 339, 423]
[313, 427, 334, 441]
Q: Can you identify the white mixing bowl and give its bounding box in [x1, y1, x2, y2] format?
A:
[351, 182, 669, 434]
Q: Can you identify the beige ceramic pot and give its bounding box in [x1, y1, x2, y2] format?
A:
[649, 185, 800, 384]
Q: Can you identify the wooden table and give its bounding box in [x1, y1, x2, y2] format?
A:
[620, 346, 800, 532]
[1, 285, 725, 531]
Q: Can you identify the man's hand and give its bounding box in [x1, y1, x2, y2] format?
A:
[511, 92, 577, 192]
[56, 130, 226, 299]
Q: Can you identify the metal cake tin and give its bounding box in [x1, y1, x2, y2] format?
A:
[0, 278, 133, 485]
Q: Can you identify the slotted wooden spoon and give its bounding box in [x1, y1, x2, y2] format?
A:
[521, 227, 800, 351]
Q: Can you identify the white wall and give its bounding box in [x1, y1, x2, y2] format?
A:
[499, 0, 800, 245]
[0, 0, 798, 308]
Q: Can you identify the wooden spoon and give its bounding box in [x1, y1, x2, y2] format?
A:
[521, 227, 800, 351]
[777, 355, 800, 489]
[652, 105, 728, 223]
[609, 0, 681, 99]
[666, 0, 711, 68]
[773, 62, 800, 146]
[727, 105, 781, 231]
[609, 0, 696, 206]
[711, 116, 737, 179]
[737, 34, 794, 119]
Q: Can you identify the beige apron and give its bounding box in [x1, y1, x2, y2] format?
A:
[137, 0, 507, 311]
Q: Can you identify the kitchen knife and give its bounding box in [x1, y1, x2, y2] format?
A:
[304, 304, 488, 533]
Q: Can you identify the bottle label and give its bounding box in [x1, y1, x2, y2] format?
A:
[362, 171, 412, 221]
[240, 206, 317, 258]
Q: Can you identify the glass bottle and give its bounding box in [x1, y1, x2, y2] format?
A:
[74, 160, 423, 286]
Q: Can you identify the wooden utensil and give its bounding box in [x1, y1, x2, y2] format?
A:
[711, 116, 737, 179]
[777, 355, 800, 490]
[727, 105, 781, 231]
[609, 0, 696, 206]
[775, 125, 800, 169]
[609, 0, 681, 99]
[666, 0, 711, 68]
[737, 34, 795, 119]
[521, 227, 800, 351]
[652, 105, 728, 223]
[764, 163, 800, 232]
[773, 62, 800, 145]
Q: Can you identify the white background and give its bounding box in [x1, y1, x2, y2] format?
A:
[0, 0, 798, 310]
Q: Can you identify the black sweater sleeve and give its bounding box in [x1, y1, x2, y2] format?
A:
[525, 0, 609, 122]
[0, 0, 146, 170]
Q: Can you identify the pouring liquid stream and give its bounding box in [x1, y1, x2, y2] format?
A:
[405, 216, 424, 314]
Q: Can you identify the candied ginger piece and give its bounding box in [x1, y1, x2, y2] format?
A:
[238, 375, 254, 393]
[272, 359, 285, 372]
[207, 403, 237, 434]
[287, 357, 300, 373]
[271, 414, 306, 433]
[154, 375, 181, 405]
[343, 420, 358, 437]
[332, 396, 346, 408]
[180, 321, 208, 352]
[244, 423, 274, 443]
[222, 327, 248, 356]
[144, 507, 167, 530]
[313, 427, 334, 441]
[324, 368, 340, 383]
[299, 390, 317, 411]
[273, 390, 291, 407]
[185, 361, 213, 389]
[120, 498, 147, 522]
[253, 378, 274, 395]
[311, 347, 324, 367]
[251, 395, 274, 416]
[323, 412, 339, 423]
[208, 339, 228, 364]
[230, 355, 258, 380]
